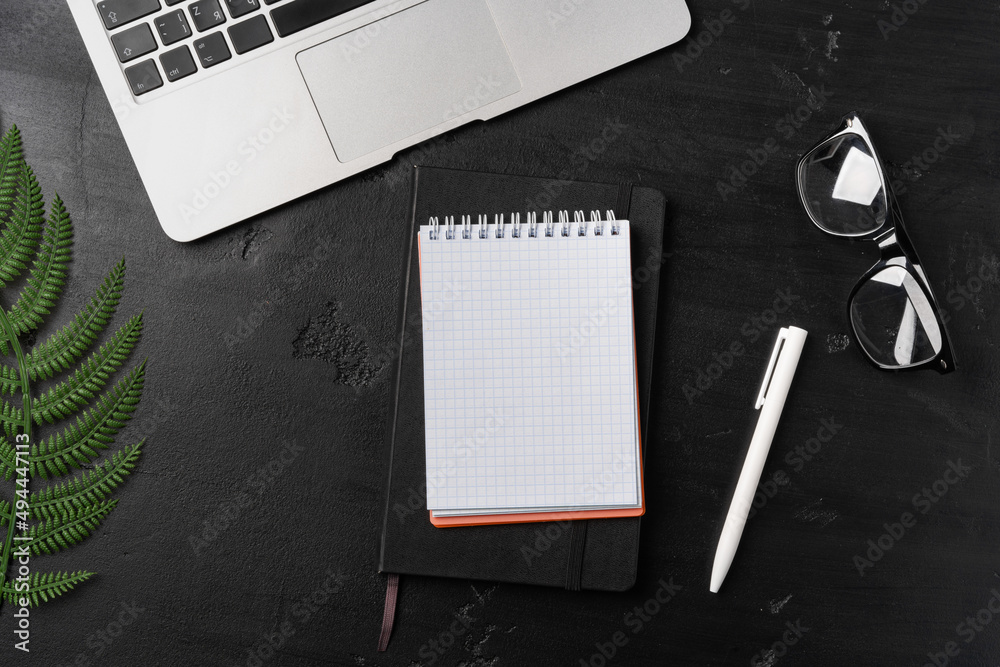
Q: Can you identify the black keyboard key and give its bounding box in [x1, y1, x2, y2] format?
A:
[160, 45, 198, 81]
[228, 16, 273, 54]
[165, 0, 185, 4]
[225, 0, 261, 19]
[97, 0, 161, 31]
[124, 59, 163, 95]
[193, 32, 232, 67]
[189, 0, 227, 32]
[270, 0, 376, 38]
[111, 23, 157, 63]
[155, 10, 192, 45]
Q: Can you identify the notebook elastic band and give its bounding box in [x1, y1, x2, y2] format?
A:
[564, 520, 589, 591]
[616, 182, 634, 221]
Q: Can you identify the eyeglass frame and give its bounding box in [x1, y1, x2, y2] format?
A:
[795, 112, 956, 374]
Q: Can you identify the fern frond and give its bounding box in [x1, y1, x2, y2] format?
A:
[0, 497, 10, 528]
[32, 314, 143, 425]
[31, 363, 145, 479]
[23, 500, 118, 556]
[1, 570, 94, 607]
[25, 259, 126, 382]
[31, 442, 143, 520]
[0, 126, 24, 221]
[7, 195, 73, 336]
[0, 439, 14, 481]
[0, 400, 24, 440]
[0, 363, 19, 396]
[0, 161, 44, 289]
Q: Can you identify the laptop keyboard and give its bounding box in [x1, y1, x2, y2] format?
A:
[96, 0, 379, 97]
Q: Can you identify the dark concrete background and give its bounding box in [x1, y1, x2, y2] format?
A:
[1, 1, 998, 665]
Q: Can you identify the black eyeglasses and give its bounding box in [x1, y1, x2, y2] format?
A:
[796, 113, 956, 373]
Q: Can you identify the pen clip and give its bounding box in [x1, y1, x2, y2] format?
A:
[755, 328, 788, 410]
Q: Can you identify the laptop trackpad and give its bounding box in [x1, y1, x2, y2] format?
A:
[296, 0, 522, 163]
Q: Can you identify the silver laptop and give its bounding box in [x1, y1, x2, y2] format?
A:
[69, 0, 690, 241]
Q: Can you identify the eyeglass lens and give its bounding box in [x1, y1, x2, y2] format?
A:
[799, 133, 887, 237]
[850, 265, 944, 368]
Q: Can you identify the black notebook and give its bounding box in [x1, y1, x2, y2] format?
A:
[379, 166, 666, 591]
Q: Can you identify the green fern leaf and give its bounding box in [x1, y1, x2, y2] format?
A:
[6, 195, 73, 336]
[0, 125, 149, 613]
[0, 363, 18, 396]
[0, 400, 24, 440]
[23, 500, 118, 556]
[30, 442, 143, 521]
[24, 259, 126, 383]
[31, 363, 145, 479]
[0, 440, 13, 481]
[0, 161, 44, 288]
[1, 570, 94, 607]
[32, 314, 143, 425]
[0, 125, 24, 221]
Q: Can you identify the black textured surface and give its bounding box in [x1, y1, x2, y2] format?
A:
[1, 1, 999, 666]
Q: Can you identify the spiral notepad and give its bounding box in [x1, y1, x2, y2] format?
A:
[418, 211, 644, 526]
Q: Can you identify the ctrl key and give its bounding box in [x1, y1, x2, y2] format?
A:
[160, 46, 198, 82]
[124, 59, 163, 96]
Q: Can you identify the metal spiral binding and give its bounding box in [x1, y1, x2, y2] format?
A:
[511, 212, 522, 238]
[527, 212, 538, 237]
[427, 210, 620, 239]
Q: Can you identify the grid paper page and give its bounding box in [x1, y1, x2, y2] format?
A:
[419, 219, 640, 512]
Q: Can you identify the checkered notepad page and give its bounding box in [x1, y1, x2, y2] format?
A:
[418, 218, 641, 514]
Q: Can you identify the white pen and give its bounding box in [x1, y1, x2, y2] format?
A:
[710, 326, 808, 594]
